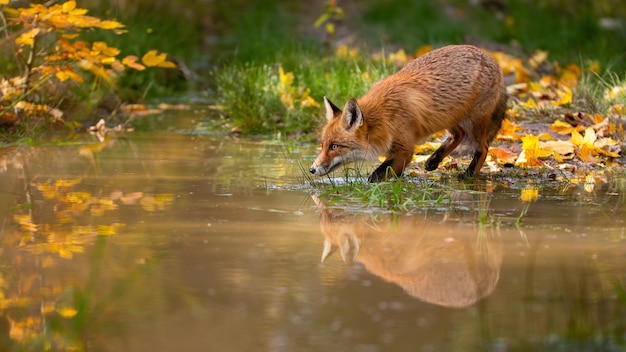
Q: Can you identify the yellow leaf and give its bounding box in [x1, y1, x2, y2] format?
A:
[550, 120, 578, 135]
[414, 45, 432, 57]
[519, 98, 538, 109]
[142, 50, 176, 68]
[387, 49, 408, 66]
[0, 0, 10, 5]
[583, 126, 597, 145]
[529, 49, 548, 68]
[335, 44, 359, 59]
[301, 95, 320, 108]
[578, 144, 598, 163]
[101, 57, 116, 65]
[516, 135, 552, 167]
[15, 28, 41, 46]
[57, 307, 78, 318]
[99, 20, 125, 30]
[56, 69, 84, 83]
[496, 118, 522, 141]
[78, 59, 114, 85]
[559, 63, 581, 89]
[122, 55, 145, 71]
[414, 142, 441, 154]
[69, 8, 89, 16]
[551, 87, 572, 106]
[157, 60, 177, 69]
[540, 140, 575, 162]
[537, 132, 554, 141]
[325, 22, 335, 36]
[62, 1, 77, 13]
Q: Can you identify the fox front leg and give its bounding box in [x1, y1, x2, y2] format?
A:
[368, 149, 413, 182]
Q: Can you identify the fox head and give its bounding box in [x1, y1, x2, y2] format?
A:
[309, 97, 374, 176]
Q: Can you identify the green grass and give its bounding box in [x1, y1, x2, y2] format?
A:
[211, 46, 396, 137]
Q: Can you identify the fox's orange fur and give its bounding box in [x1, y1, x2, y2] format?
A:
[310, 44, 508, 182]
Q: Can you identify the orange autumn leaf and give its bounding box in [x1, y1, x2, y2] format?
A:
[122, 55, 146, 71]
[488, 147, 518, 165]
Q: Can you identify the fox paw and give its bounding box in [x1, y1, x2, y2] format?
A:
[424, 157, 440, 171]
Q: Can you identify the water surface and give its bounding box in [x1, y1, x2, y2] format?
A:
[1, 112, 625, 351]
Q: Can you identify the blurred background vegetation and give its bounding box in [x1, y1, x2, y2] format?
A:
[1, 0, 626, 139]
[76, 0, 626, 93]
[82, 0, 626, 67]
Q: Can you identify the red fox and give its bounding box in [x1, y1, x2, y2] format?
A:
[309, 44, 508, 182]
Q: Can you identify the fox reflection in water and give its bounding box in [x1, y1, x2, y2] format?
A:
[314, 197, 502, 308]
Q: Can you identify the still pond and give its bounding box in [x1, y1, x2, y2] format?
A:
[0, 109, 625, 351]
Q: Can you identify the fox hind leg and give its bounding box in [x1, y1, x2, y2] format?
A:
[424, 126, 465, 172]
[465, 141, 488, 176]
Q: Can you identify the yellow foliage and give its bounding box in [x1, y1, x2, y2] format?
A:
[551, 86, 572, 107]
[489, 51, 528, 83]
[56, 307, 78, 318]
[2, 0, 174, 124]
[414, 141, 442, 154]
[414, 45, 432, 57]
[570, 127, 620, 162]
[142, 50, 177, 68]
[276, 66, 320, 110]
[55, 69, 84, 83]
[335, 44, 359, 59]
[496, 118, 522, 141]
[122, 55, 146, 71]
[515, 135, 552, 167]
[15, 28, 40, 46]
[550, 120, 582, 135]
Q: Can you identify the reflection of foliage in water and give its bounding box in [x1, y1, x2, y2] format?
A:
[1, 177, 174, 351]
[13, 178, 173, 258]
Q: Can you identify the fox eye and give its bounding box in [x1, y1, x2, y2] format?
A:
[329, 144, 339, 151]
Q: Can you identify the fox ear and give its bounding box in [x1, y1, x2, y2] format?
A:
[343, 98, 363, 130]
[324, 96, 342, 121]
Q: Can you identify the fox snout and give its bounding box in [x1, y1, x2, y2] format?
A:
[309, 162, 329, 176]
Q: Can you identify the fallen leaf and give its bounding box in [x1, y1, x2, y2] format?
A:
[488, 147, 518, 165]
[496, 118, 523, 141]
